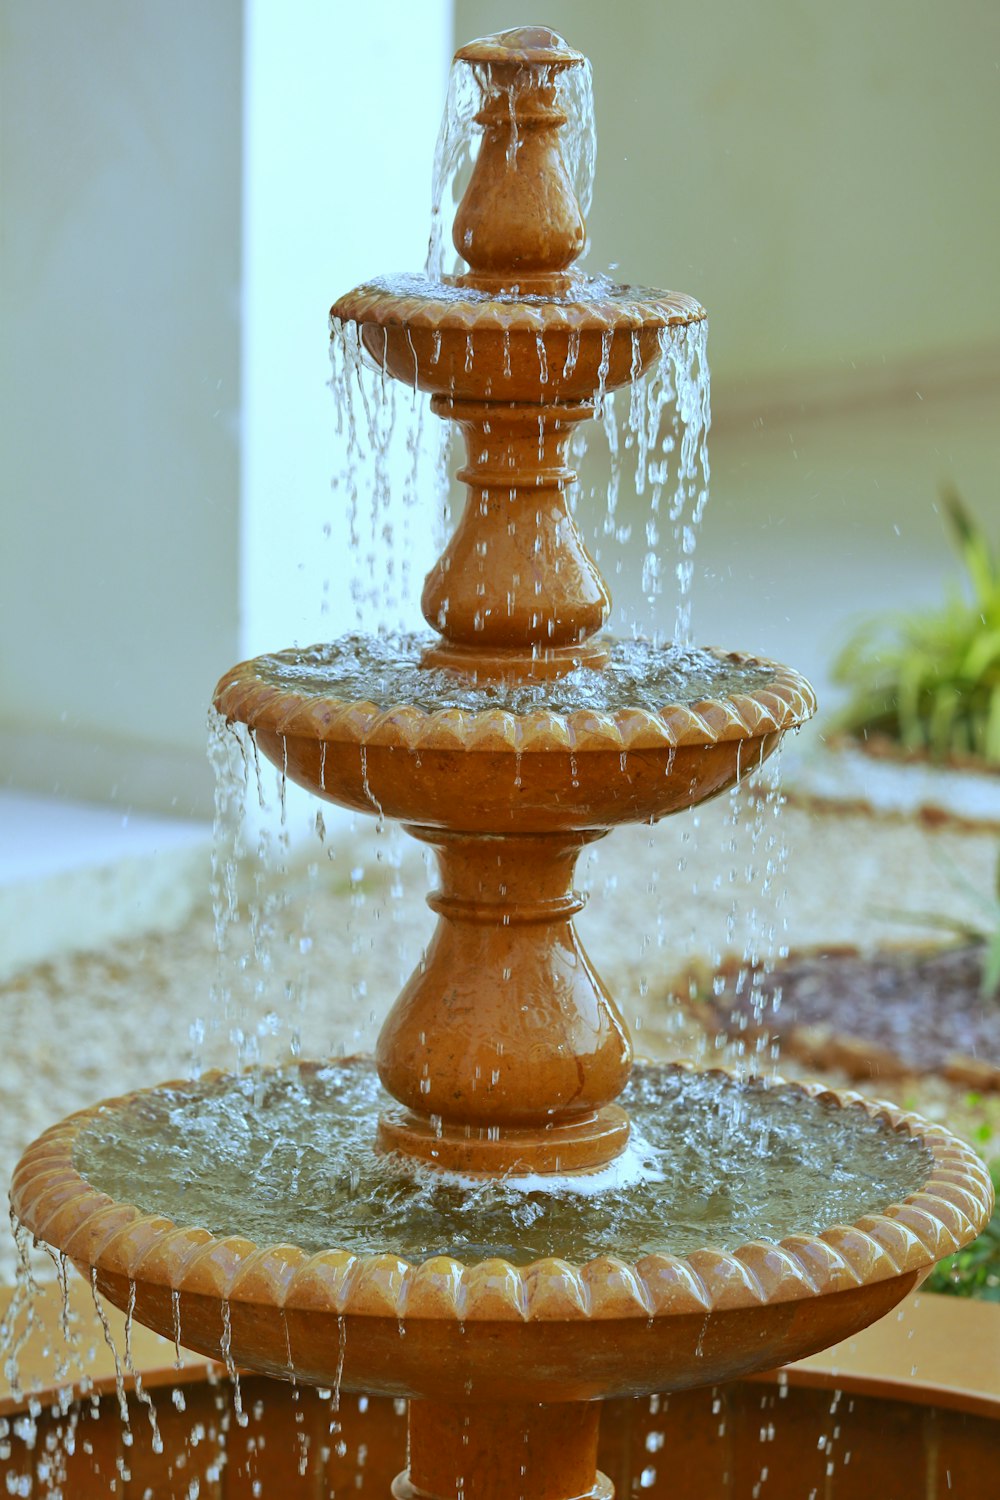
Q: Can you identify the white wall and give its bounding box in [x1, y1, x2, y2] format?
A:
[455, 0, 1000, 401]
[240, 3, 450, 659]
[0, 1, 243, 816]
[1, 1, 452, 823]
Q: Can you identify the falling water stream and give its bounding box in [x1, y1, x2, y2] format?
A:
[426, 51, 597, 283]
[329, 304, 711, 646]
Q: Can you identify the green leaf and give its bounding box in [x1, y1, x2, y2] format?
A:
[943, 487, 998, 610]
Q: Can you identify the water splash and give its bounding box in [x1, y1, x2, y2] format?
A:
[251, 634, 772, 717]
[74, 1062, 929, 1267]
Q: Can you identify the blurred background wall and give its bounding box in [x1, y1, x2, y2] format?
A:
[2, 0, 998, 827]
[0, 0, 449, 968]
[456, 0, 1000, 696]
[0, 0, 448, 825]
[1, 3, 243, 815]
[455, 1, 1000, 397]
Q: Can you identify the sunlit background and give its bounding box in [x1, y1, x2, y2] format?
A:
[2, 0, 998, 969]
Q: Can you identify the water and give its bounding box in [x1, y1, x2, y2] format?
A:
[73, 1061, 931, 1268]
[249, 633, 776, 717]
[714, 749, 792, 1079]
[329, 303, 711, 648]
[327, 313, 438, 635]
[206, 712, 307, 1079]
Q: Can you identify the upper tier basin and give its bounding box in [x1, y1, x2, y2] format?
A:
[214, 637, 815, 832]
[331, 276, 706, 405]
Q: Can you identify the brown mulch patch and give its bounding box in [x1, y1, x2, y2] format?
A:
[688, 943, 1000, 1090]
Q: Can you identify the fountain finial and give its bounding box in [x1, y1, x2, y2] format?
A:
[454, 26, 584, 66]
[452, 28, 586, 286]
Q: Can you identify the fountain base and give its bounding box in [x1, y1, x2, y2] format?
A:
[377, 1103, 631, 1175]
[418, 638, 612, 682]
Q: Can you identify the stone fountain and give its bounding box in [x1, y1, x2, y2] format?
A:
[10, 27, 993, 1500]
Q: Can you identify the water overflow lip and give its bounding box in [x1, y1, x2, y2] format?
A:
[71, 1062, 933, 1269]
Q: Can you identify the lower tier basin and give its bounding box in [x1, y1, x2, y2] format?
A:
[10, 1060, 992, 1405]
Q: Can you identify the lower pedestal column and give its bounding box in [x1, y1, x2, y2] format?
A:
[394, 1398, 612, 1500]
[375, 828, 632, 1174]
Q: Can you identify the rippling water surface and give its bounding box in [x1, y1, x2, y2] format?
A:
[74, 1062, 931, 1265]
[252, 634, 775, 717]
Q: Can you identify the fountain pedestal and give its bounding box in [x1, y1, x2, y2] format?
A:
[420, 398, 610, 673]
[397, 1400, 610, 1500]
[377, 827, 631, 1173]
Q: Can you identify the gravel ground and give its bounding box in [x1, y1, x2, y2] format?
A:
[2, 792, 997, 1282]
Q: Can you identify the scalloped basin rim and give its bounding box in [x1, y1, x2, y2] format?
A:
[331, 276, 707, 333]
[11, 1060, 993, 1326]
[212, 647, 817, 756]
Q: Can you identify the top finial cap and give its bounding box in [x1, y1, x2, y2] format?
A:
[455, 26, 584, 68]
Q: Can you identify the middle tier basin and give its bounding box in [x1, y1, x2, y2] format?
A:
[214, 641, 815, 832]
[331, 277, 706, 406]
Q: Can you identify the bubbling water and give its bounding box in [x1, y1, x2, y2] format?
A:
[251, 633, 774, 717]
[73, 1062, 932, 1267]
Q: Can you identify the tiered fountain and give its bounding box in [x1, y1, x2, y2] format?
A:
[11, 27, 993, 1499]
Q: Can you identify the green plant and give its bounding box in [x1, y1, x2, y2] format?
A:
[833, 489, 1000, 765]
[925, 1159, 1000, 1301]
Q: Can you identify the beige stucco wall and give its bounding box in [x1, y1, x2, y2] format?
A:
[454, 1, 1000, 398]
[452, 3, 1000, 707]
[0, 3, 243, 813]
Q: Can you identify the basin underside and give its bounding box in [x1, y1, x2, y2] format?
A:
[71, 1271, 923, 1405]
[360, 314, 664, 404]
[5, 1333, 999, 1500]
[10, 1061, 992, 1406]
[270, 732, 781, 830]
